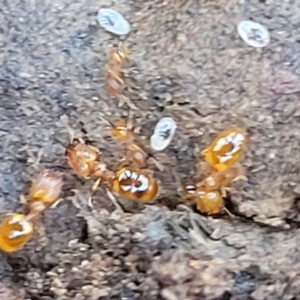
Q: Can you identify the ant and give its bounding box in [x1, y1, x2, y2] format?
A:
[106, 45, 137, 109]
[202, 128, 248, 172]
[110, 118, 161, 202]
[0, 170, 63, 252]
[107, 46, 129, 97]
[65, 137, 118, 207]
[66, 129, 160, 208]
[184, 127, 248, 216]
[109, 117, 164, 171]
[110, 118, 148, 168]
[184, 166, 246, 215]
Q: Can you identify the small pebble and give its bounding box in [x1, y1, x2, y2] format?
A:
[150, 117, 177, 151]
[237, 20, 270, 48]
[97, 8, 131, 35]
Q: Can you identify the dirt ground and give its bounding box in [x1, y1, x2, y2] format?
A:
[1, 0, 300, 299]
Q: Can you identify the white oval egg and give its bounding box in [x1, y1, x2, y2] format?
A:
[237, 20, 270, 48]
[97, 8, 131, 35]
[150, 117, 177, 151]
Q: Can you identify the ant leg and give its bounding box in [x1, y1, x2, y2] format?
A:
[147, 156, 164, 171]
[144, 150, 164, 171]
[92, 178, 102, 191]
[88, 178, 102, 207]
[116, 94, 125, 108]
[117, 94, 138, 110]
[221, 187, 227, 198]
[25, 210, 40, 224]
[122, 68, 130, 78]
[223, 207, 235, 219]
[223, 186, 240, 196]
[108, 69, 125, 84]
[77, 137, 86, 145]
[231, 174, 247, 182]
[35, 220, 49, 247]
[19, 194, 28, 204]
[127, 109, 134, 130]
[66, 124, 76, 144]
[49, 198, 63, 209]
[200, 147, 208, 156]
[174, 173, 185, 196]
[112, 157, 128, 172]
[99, 116, 114, 129]
[106, 189, 124, 212]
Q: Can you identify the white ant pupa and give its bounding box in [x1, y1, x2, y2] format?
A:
[150, 117, 177, 151]
[237, 20, 270, 48]
[97, 8, 131, 36]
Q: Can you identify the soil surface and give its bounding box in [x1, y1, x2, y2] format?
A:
[1, 0, 300, 299]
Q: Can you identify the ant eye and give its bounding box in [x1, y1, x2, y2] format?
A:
[185, 185, 196, 193]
